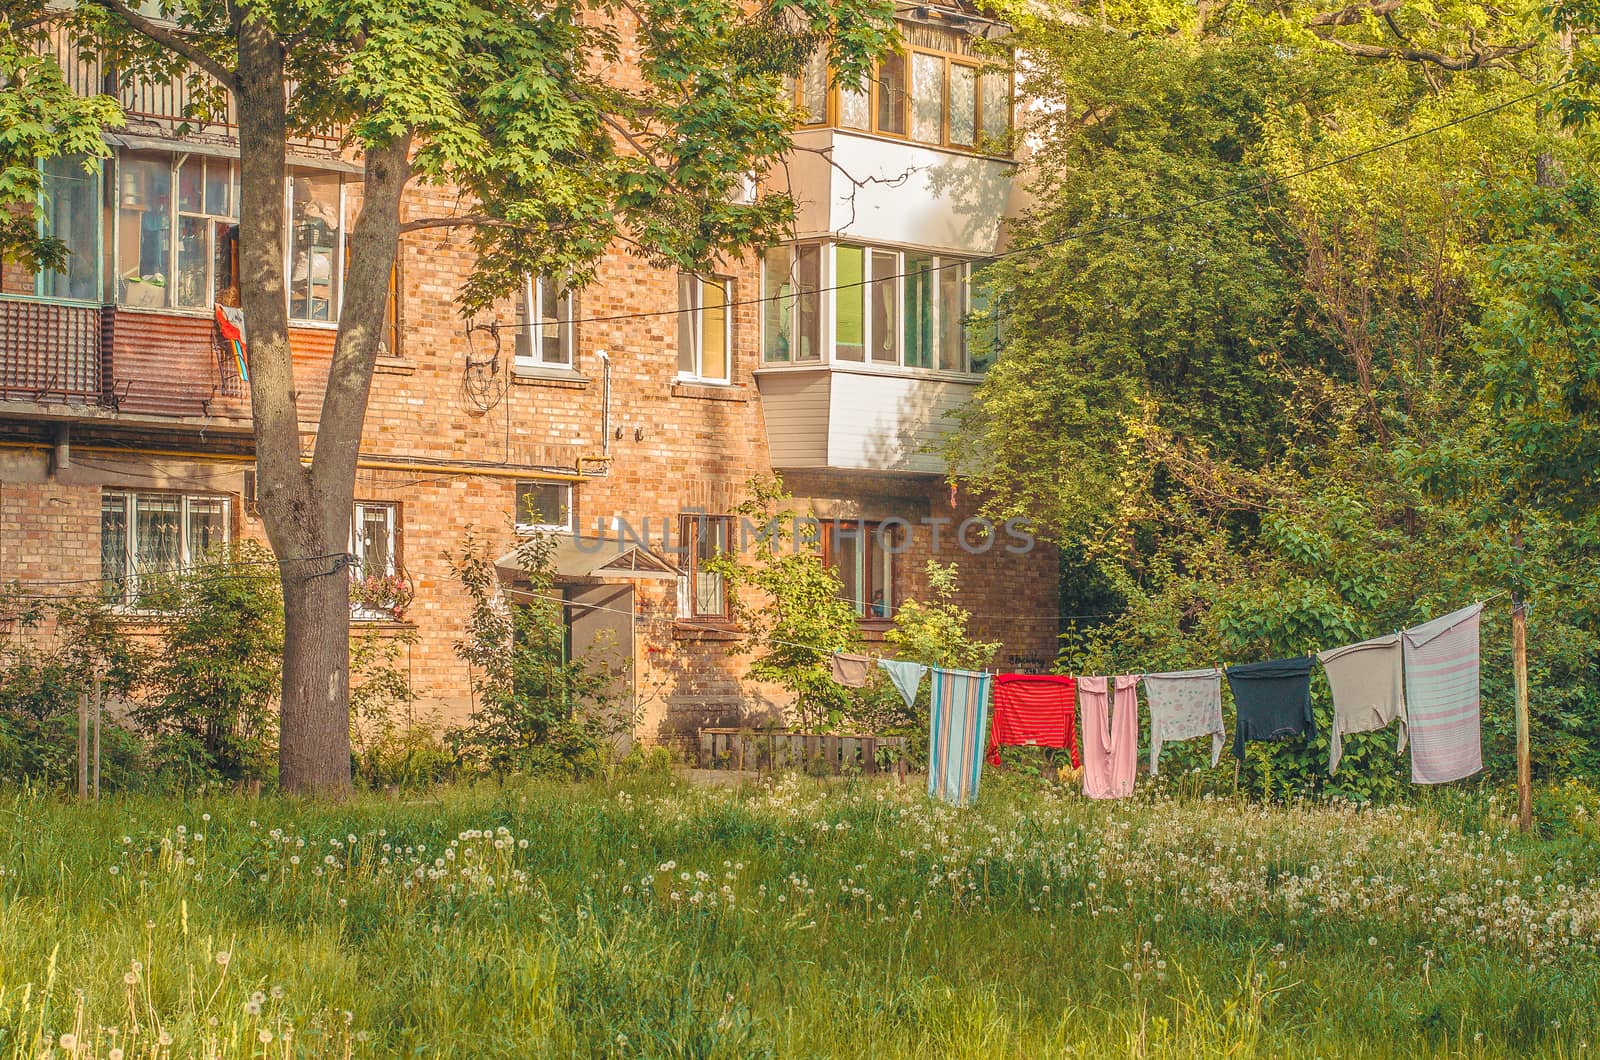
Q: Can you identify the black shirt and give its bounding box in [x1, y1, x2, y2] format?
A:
[1226, 655, 1316, 761]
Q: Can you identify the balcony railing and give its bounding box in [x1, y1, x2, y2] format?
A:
[0, 300, 105, 405]
[44, 26, 345, 152]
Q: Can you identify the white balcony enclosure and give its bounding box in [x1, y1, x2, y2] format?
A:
[774, 128, 1016, 256]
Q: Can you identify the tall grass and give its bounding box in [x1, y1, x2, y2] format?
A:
[0, 773, 1596, 1058]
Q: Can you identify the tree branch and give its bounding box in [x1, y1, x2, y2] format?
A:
[82, 0, 236, 86]
[1311, 30, 1535, 69]
[399, 214, 507, 233]
[1307, 0, 1403, 28]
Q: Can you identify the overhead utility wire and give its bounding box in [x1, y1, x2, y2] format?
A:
[473, 79, 1563, 334]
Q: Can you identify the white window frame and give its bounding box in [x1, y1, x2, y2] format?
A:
[514, 480, 574, 534]
[514, 274, 574, 369]
[762, 241, 979, 373]
[285, 168, 345, 326]
[677, 274, 732, 384]
[101, 490, 231, 605]
[349, 501, 400, 620]
[350, 501, 398, 580]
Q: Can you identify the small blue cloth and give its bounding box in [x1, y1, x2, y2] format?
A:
[877, 658, 928, 711]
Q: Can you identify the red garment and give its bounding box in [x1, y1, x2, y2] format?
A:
[986, 674, 1080, 767]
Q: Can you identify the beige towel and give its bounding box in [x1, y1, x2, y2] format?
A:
[1317, 633, 1407, 774]
[830, 652, 874, 689]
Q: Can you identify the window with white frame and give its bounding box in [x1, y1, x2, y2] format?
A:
[38, 155, 101, 302]
[288, 169, 342, 322]
[677, 274, 731, 383]
[350, 501, 404, 618]
[762, 241, 981, 372]
[514, 274, 573, 368]
[101, 491, 231, 604]
[514, 480, 573, 533]
[759, 244, 822, 363]
[350, 502, 398, 581]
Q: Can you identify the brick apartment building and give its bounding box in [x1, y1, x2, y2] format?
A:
[0, 7, 1059, 750]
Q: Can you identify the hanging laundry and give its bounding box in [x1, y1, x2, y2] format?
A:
[1317, 633, 1407, 774]
[1402, 603, 1484, 784]
[986, 674, 1079, 767]
[830, 652, 874, 689]
[1079, 675, 1141, 799]
[1226, 656, 1316, 761]
[1142, 668, 1225, 773]
[928, 668, 993, 807]
[878, 658, 928, 712]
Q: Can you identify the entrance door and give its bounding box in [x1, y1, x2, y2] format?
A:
[563, 584, 637, 752]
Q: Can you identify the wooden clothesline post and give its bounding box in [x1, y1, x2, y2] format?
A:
[1513, 597, 1531, 834]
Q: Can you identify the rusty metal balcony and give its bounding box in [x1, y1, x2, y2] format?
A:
[0, 300, 106, 406]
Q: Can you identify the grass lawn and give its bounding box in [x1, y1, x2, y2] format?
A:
[1, 772, 1597, 1058]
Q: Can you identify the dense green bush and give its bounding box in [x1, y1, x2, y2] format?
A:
[446, 529, 621, 779]
[132, 542, 283, 787]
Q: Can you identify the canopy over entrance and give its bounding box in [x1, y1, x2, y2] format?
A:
[494, 535, 681, 585]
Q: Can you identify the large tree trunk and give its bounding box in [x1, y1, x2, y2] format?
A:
[232, 11, 410, 793]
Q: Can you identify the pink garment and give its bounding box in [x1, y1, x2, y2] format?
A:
[1079, 675, 1141, 800]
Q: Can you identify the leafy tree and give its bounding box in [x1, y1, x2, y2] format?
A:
[2, 0, 896, 791]
[712, 476, 865, 732]
[955, 0, 1599, 797]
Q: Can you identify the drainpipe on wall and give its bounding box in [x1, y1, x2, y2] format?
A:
[596, 349, 611, 461]
[51, 424, 71, 477]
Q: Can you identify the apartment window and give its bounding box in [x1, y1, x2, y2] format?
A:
[834, 245, 902, 364]
[288, 170, 341, 322]
[906, 252, 969, 371]
[949, 64, 979, 148]
[351, 502, 398, 580]
[677, 274, 731, 383]
[766, 241, 979, 372]
[980, 69, 1013, 143]
[515, 274, 573, 368]
[176, 156, 239, 309]
[910, 53, 945, 143]
[38, 155, 101, 302]
[760, 244, 822, 362]
[875, 52, 909, 136]
[350, 501, 403, 618]
[785, 50, 829, 125]
[515, 480, 573, 533]
[821, 520, 896, 619]
[677, 514, 733, 620]
[788, 34, 1012, 155]
[101, 491, 230, 603]
[116, 153, 242, 310]
[967, 264, 1003, 372]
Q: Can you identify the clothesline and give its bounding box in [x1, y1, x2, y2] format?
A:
[502, 586, 1509, 684]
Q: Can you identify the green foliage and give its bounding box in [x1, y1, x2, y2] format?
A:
[133, 543, 284, 787]
[446, 529, 620, 779]
[0, 17, 119, 274]
[711, 476, 866, 732]
[0, 594, 153, 793]
[955, 0, 1599, 800]
[885, 562, 1001, 673]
